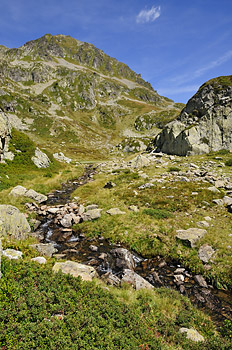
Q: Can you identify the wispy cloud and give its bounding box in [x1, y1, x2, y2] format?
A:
[136, 5, 161, 24]
[195, 50, 232, 77]
[170, 50, 232, 86]
[158, 85, 199, 96]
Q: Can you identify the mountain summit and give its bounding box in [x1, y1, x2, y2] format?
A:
[0, 34, 181, 160]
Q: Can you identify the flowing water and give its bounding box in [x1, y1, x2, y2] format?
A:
[36, 165, 232, 327]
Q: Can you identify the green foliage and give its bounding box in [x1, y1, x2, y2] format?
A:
[0, 259, 164, 349]
[168, 167, 181, 172]
[225, 158, 232, 166]
[0, 258, 230, 349]
[142, 208, 173, 219]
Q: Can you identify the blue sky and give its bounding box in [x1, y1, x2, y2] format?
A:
[0, 0, 231, 103]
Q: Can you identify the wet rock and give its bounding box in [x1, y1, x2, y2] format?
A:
[30, 243, 58, 257]
[174, 274, 185, 284]
[31, 256, 47, 264]
[106, 208, 126, 215]
[194, 275, 208, 288]
[110, 248, 135, 270]
[198, 244, 215, 263]
[82, 209, 101, 221]
[101, 271, 120, 286]
[179, 328, 205, 342]
[104, 181, 116, 189]
[151, 271, 163, 285]
[32, 147, 50, 168]
[47, 207, 60, 214]
[174, 268, 185, 274]
[0, 205, 31, 240]
[121, 269, 154, 290]
[176, 228, 207, 248]
[3, 249, 23, 260]
[52, 261, 98, 281]
[158, 261, 167, 268]
[60, 213, 73, 227]
[99, 253, 108, 260]
[179, 285, 185, 294]
[89, 244, 98, 252]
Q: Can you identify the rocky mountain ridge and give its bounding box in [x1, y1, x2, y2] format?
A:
[0, 34, 181, 160]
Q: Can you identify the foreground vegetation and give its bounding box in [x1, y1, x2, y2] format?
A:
[1, 256, 231, 350]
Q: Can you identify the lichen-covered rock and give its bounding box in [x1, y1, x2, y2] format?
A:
[32, 147, 50, 168]
[121, 269, 154, 290]
[10, 186, 47, 203]
[82, 209, 101, 221]
[3, 249, 23, 260]
[176, 228, 207, 248]
[24, 189, 47, 203]
[0, 109, 11, 162]
[179, 328, 205, 342]
[0, 205, 31, 240]
[106, 208, 126, 215]
[198, 244, 215, 263]
[31, 256, 47, 264]
[53, 152, 72, 163]
[153, 76, 232, 155]
[52, 261, 98, 281]
[30, 243, 57, 257]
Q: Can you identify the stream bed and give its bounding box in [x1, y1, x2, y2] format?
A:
[35, 165, 231, 327]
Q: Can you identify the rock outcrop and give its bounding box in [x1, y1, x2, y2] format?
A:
[0, 109, 11, 162]
[153, 76, 232, 155]
[0, 205, 31, 240]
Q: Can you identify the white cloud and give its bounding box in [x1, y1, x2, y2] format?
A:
[136, 6, 161, 24]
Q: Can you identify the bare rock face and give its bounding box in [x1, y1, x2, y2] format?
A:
[0, 109, 11, 162]
[0, 205, 31, 240]
[153, 76, 232, 155]
[32, 147, 50, 168]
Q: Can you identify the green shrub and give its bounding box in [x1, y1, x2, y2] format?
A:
[142, 208, 172, 219]
[225, 158, 232, 166]
[168, 166, 181, 172]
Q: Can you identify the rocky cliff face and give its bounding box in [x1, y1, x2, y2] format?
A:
[153, 76, 232, 156]
[0, 109, 11, 161]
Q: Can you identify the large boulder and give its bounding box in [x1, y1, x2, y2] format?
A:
[153, 76, 232, 155]
[52, 261, 98, 281]
[0, 205, 31, 240]
[0, 109, 11, 162]
[10, 186, 47, 203]
[121, 269, 154, 290]
[32, 147, 50, 168]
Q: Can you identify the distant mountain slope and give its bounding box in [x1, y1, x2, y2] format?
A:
[152, 75, 232, 155]
[0, 34, 182, 160]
